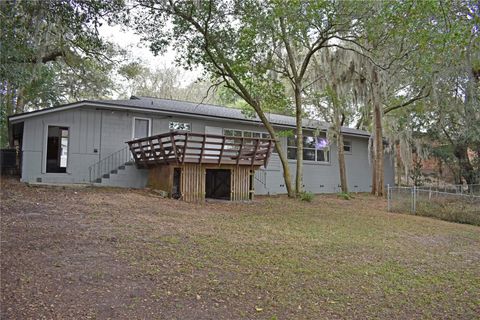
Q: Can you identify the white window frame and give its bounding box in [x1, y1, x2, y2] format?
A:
[287, 134, 330, 164]
[343, 140, 352, 154]
[169, 121, 192, 132]
[223, 128, 270, 139]
[132, 117, 152, 139]
[223, 128, 273, 151]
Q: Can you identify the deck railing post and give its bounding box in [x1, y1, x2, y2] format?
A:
[125, 132, 274, 168]
[182, 132, 188, 164]
[236, 137, 244, 166]
[218, 136, 226, 165]
[251, 138, 260, 168]
[198, 134, 206, 164]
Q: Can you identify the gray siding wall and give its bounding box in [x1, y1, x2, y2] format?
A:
[21, 107, 101, 184]
[255, 135, 393, 194]
[20, 105, 394, 192]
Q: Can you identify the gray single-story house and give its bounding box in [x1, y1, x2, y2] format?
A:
[8, 96, 394, 200]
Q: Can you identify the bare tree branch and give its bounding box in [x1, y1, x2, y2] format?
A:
[383, 86, 431, 114]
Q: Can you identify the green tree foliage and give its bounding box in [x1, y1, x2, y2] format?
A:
[118, 62, 222, 104]
[380, 0, 480, 185]
[0, 0, 124, 146]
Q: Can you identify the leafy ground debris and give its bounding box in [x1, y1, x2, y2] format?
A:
[1, 178, 479, 319]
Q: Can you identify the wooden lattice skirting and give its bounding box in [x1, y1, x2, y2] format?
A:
[148, 163, 255, 202]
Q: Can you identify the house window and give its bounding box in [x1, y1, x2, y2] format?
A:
[169, 121, 191, 132]
[223, 129, 275, 151]
[133, 117, 151, 139]
[343, 140, 352, 153]
[224, 129, 270, 139]
[287, 134, 330, 163]
[46, 126, 69, 173]
[224, 129, 243, 137]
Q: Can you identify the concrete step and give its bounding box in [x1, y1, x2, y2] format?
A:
[95, 164, 148, 189]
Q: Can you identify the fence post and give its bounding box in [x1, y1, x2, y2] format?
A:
[387, 184, 391, 212]
[412, 186, 416, 214]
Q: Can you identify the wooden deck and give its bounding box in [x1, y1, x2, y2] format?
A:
[127, 131, 275, 168]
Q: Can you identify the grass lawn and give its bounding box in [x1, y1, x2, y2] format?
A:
[1, 178, 479, 319]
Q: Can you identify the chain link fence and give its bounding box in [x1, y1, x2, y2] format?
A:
[417, 184, 480, 195]
[387, 186, 480, 226]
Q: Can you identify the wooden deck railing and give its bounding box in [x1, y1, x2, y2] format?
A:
[126, 131, 275, 168]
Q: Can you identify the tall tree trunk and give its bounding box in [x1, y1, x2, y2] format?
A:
[1, 81, 14, 147]
[454, 144, 476, 184]
[371, 70, 384, 196]
[250, 100, 295, 198]
[337, 132, 348, 193]
[294, 85, 303, 195]
[331, 85, 348, 193]
[274, 139, 295, 197]
[15, 88, 25, 114]
[373, 102, 384, 196]
[375, 102, 384, 197]
[371, 135, 377, 194]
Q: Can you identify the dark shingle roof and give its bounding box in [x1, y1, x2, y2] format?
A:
[95, 96, 370, 137]
[9, 96, 370, 137]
